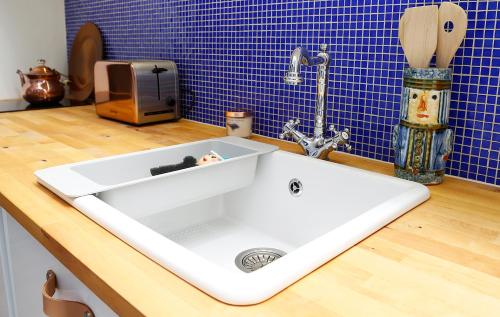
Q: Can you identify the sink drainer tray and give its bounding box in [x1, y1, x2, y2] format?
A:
[35, 137, 278, 207]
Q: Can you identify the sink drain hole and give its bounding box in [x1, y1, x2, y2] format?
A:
[235, 248, 286, 273]
[289, 178, 303, 197]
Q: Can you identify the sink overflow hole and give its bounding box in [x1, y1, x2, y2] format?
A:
[289, 178, 303, 197]
[235, 248, 287, 273]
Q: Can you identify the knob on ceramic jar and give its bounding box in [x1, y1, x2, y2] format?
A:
[226, 110, 253, 138]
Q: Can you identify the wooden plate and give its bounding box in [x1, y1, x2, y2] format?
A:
[68, 23, 103, 102]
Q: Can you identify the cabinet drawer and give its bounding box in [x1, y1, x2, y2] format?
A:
[1, 209, 117, 317]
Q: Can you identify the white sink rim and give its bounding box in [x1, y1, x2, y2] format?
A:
[67, 150, 430, 305]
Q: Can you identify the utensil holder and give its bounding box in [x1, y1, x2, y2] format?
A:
[393, 68, 454, 185]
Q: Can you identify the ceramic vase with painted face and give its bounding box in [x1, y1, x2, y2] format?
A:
[393, 68, 454, 185]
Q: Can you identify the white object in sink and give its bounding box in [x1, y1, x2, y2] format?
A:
[36, 136, 277, 210]
[36, 139, 429, 305]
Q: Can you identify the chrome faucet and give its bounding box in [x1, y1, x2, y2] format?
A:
[280, 44, 351, 159]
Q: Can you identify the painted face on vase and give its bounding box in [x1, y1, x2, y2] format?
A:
[408, 88, 440, 125]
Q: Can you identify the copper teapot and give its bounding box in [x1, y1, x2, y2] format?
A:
[17, 59, 65, 104]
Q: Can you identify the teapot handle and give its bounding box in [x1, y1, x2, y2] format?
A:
[16, 69, 26, 86]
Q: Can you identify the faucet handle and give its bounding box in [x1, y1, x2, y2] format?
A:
[340, 128, 352, 152]
[329, 126, 352, 152]
[340, 128, 350, 140]
[344, 143, 352, 152]
[286, 118, 300, 130]
[280, 118, 300, 139]
[320, 44, 328, 52]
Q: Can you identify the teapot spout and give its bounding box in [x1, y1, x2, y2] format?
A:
[16, 70, 26, 86]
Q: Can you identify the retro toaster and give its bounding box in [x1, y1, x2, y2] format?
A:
[94, 60, 181, 124]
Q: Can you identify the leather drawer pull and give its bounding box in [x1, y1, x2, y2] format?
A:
[43, 270, 94, 317]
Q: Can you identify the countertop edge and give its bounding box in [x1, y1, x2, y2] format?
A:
[0, 107, 498, 316]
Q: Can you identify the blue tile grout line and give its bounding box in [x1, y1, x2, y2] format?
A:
[65, 0, 499, 186]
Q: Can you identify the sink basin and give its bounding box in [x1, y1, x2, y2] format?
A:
[36, 138, 429, 305]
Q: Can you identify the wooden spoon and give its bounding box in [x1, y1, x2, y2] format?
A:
[436, 2, 468, 68]
[399, 5, 439, 68]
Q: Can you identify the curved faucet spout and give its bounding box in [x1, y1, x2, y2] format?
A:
[284, 47, 326, 85]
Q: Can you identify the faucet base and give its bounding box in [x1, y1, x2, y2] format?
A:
[279, 118, 351, 159]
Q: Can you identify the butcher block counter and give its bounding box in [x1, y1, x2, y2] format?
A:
[0, 106, 498, 316]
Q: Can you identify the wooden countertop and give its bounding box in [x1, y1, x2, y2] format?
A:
[0, 106, 499, 316]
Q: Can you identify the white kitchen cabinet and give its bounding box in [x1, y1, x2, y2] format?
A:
[0, 210, 14, 317]
[0, 207, 117, 317]
[0, 261, 10, 317]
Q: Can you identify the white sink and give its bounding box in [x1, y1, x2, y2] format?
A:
[36, 137, 429, 305]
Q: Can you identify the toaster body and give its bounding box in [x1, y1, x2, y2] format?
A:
[94, 61, 181, 124]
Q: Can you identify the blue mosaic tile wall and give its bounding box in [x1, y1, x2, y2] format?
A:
[65, 0, 499, 185]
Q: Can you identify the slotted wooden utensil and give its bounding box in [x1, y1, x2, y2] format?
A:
[436, 2, 468, 68]
[399, 5, 439, 68]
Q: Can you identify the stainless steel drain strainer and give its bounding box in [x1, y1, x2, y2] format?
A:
[235, 248, 286, 273]
[289, 178, 303, 197]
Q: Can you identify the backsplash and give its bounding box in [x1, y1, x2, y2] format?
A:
[65, 0, 499, 186]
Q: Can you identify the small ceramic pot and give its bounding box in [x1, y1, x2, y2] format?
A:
[226, 110, 253, 138]
[393, 68, 454, 184]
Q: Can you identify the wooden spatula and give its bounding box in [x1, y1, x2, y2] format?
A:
[399, 5, 439, 68]
[436, 2, 468, 68]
